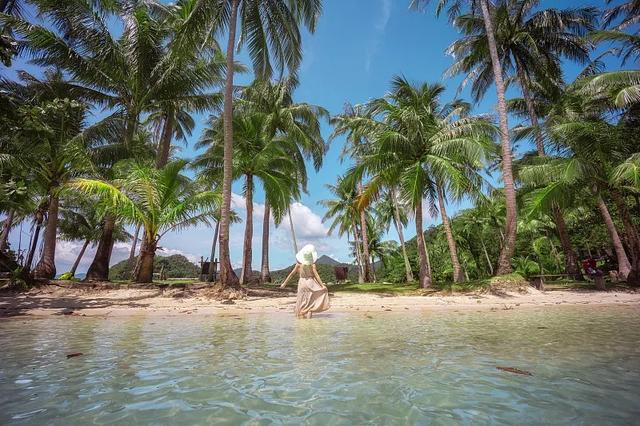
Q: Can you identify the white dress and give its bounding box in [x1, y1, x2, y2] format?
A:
[294, 264, 330, 316]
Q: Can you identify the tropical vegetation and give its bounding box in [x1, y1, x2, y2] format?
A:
[0, 0, 638, 290]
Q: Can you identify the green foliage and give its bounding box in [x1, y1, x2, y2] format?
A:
[110, 254, 199, 281]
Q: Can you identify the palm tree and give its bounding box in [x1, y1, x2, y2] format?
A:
[448, 1, 595, 155]
[345, 77, 495, 287]
[331, 103, 375, 282]
[70, 160, 221, 283]
[206, 0, 322, 287]
[236, 77, 327, 282]
[8, 0, 227, 281]
[205, 208, 241, 282]
[373, 190, 414, 282]
[602, 0, 640, 32]
[320, 176, 367, 283]
[0, 69, 96, 279]
[447, 1, 595, 279]
[194, 113, 299, 285]
[411, 0, 518, 275]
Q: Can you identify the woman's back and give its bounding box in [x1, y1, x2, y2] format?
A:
[299, 264, 314, 279]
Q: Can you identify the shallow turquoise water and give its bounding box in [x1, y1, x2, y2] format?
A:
[1, 306, 639, 425]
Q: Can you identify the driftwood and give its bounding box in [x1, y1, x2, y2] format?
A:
[496, 366, 533, 376]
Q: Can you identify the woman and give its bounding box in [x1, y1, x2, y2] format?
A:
[280, 244, 330, 318]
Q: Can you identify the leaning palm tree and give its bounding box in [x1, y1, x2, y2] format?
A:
[69, 160, 220, 283]
[204, 0, 323, 287]
[410, 0, 518, 275]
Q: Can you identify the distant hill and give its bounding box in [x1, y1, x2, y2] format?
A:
[109, 254, 199, 280]
[316, 255, 343, 266]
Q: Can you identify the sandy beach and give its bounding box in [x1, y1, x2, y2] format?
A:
[1, 282, 639, 318]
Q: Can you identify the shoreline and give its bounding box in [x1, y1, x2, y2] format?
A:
[1, 283, 639, 318]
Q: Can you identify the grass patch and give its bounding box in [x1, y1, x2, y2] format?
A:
[434, 279, 491, 294]
[327, 281, 419, 295]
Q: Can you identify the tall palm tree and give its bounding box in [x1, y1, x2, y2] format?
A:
[411, 0, 518, 275]
[194, 113, 300, 285]
[448, 0, 595, 279]
[204, 0, 322, 287]
[236, 77, 327, 282]
[70, 160, 220, 283]
[0, 70, 96, 279]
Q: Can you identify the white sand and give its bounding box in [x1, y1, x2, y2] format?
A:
[1, 284, 639, 318]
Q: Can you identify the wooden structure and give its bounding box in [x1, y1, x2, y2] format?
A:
[200, 258, 218, 282]
[334, 266, 348, 282]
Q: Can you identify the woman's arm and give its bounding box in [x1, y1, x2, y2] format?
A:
[312, 264, 326, 289]
[280, 264, 299, 288]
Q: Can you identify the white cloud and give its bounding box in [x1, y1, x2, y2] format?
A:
[365, 0, 392, 72]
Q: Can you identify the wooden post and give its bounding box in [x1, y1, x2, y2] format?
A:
[594, 275, 606, 291]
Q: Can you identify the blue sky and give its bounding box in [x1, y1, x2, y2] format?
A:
[5, 0, 630, 274]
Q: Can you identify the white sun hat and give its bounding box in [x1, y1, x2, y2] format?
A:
[296, 244, 318, 265]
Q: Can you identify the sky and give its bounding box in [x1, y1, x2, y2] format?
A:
[3, 0, 630, 275]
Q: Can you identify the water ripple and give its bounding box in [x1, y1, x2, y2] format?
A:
[0, 306, 639, 425]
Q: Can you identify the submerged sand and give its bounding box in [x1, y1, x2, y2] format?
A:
[1, 282, 639, 318]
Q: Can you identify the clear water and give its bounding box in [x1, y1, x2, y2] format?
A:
[1, 306, 639, 425]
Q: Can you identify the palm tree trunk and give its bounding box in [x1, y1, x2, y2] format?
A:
[391, 188, 414, 282]
[480, 236, 494, 275]
[352, 219, 365, 283]
[134, 235, 157, 283]
[480, 0, 517, 275]
[611, 191, 640, 286]
[69, 238, 90, 277]
[415, 199, 432, 288]
[288, 206, 299, 254]
[240, 174, 253, 286]
[551, 205, 581, 279]
[357, 183, 372, 282]
[437, 185, 464, 283]
[423, 236, 432, 279]
[371, 256, 377, 282]
[218, 0, 241, 288]
[207, 220, 220, 282]
[127, 223, 141, 278]
[0, 209, 14, 252]
[155, 107, 175, 168]
[25, 211, 44, 271]
[596, 193, 632, 279]
[85, 215, 115, 282]
[33, 195, 58, 279]
[260, 201, 272, 283]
